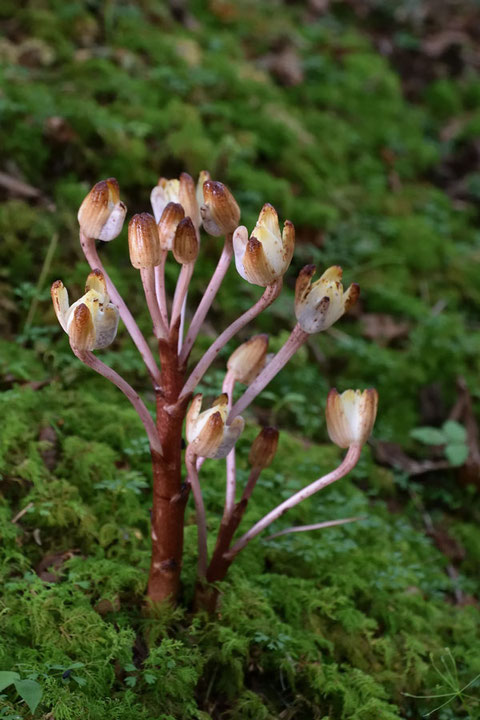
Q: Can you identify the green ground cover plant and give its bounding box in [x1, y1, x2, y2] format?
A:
[1, 0, 480, 717]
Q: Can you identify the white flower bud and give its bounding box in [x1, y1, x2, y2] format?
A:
[326, 388, 378, 448]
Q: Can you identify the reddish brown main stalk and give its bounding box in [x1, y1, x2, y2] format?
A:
[147, 325, 190, 603]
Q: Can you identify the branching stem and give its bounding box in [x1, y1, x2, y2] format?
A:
[72, 347, 162, 455]
[229, 323, 308, 422]
[180, 279, 282, 400]
[185, 446, 208, 578]
[180, 234, 233, 362]
[79, 231, 161, 388]
[225, 444, 362, 559]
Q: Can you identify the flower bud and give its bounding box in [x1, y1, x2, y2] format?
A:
[78, 178, 127, 241]
[151, 174, 201, 231]
[200, 180, 241, 236]
[151, 178, 180, 223]
[227, 334, 269, 385]
[186, 393, 244, 458]
[179, 172, 200, 229]
[172, 217, 199, 264]
[196, 170, 211, 213]
[128, 213, 161, 269]
[68, 303, 96, 351]
[295, 265, 359, 334]
[51, 270, 119, 351]
[326, 388, 378, 448]
[158, 202, 185, 251]
[248, 427, 279, 470]
[233, 204, 294, 287]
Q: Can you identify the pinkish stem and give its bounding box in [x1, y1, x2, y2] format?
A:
[186, 446, 208, 579]
[180, 279, 282, 401]
[178, 293, 187, 354]
[180, 234, 233, 363]
[222, 370, 237, 519]
[80, 232, 161, 388]
[140, 267, 168, 339]
[264, 516, 361, 541]
[72, 347, 162, 455]
[228, 323, 308, 422]
[171, 263, 194, 331]
[225, 444, 362, 559]
[155, 249, 169, 328]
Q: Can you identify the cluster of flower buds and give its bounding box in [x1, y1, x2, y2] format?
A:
[233, 204, 295, 287]
[51, 270, 119, 351]
[326, 388, 378, 448]
[295, 265, 360, 334]
[186, 394, 245, 458]
[78, 178, 127, 241]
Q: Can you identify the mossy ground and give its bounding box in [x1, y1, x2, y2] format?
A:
[1, 1, 480, 718]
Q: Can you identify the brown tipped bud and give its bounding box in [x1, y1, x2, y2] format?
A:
[233, 204, 295, 287]
[158, 202, 185, 251]
[85, 268, 107, 296]
[172, 217, 199, 264]
[68, 303, 95, 351]
[248, 427, 279, 470]
[295, 265, 359, 334]
[201, 180, 241, 236]
[51, 279, 69, 332]
[227, 334, 269, 385]
[78, 178, 126, 241]
[179, 172, 200, 229]
[128, 213, 161, 269]
[52, 272, 119, 351]
[186, 393, 244, 459]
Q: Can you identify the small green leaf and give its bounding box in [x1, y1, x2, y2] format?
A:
[0, 672, 20, 692]
[14, 679, 42, 714]
[445, 444, 469, 467]
[442, 420, 467, 444]
[71, 675, 87, 687]
[123, 663, 136, 672]
[125, 676, 137, 687]
[143, 672, 156, 685]
[410, 427, 446, 446]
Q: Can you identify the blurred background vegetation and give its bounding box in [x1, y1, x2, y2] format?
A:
[1, 0, 480, 718]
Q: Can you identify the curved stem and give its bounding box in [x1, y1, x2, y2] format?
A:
[72, 347, 162, 455]
[241, 466, 262, 503]
[171, 263, 194, 331]
[155, 249, 169, 328]
[228, 323, 308, 422]
[180, 279, 282, 401]
[264, 516, 361, 541]
[222, 370, 237, 520]
[80, 232, 161, 388]
[180, 234, 233, 363]
[225, 444, 362, 559]
[186, 446, 208, 579]
[178, 292, 188, 354]
[140, 267, 168, 339]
